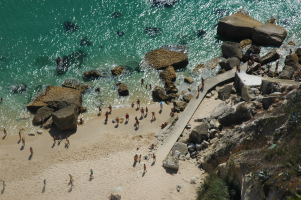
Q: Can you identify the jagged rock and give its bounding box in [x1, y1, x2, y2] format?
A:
[163, 156, 179, 170]
[262, 96, 278, 109]
[152, 86, 168, 101]
[209, 119, 221, 130]
[159, 66, 176, 82]
[221, 42, 243, 60]
[187, 143, 196, 152]
[279, 65, 294, 79]
[218, 102, 256, 126]
[240, 39, 252, 48]
[241, 85, 253, 102]
[260, 49, 280, 65]
[284, 54, 301, 71]
[183, 94, 193, 103]
[217, 12, 262, 40]
[32, 107, 54, 126]
[27, 86, 82, 112]
[165, 80, 178, 94]
[160, 44, 188, 54]
[218, 85, 233, 100]
[242, 45, 261, 62]
[287, 41, 295, 46]
[111, 66, 124, 76]
[234, 70, 262, 91]
[219, 57, 240, 71]
[172, 142, 188, 155]
[43, 117, 53, 129]
[118, 83, 129, 96]
[62, 79, 91, 93]
[184, 77, 194, 84]
[252, 23, 287, 47]
[173, 100, 187, 111]
[260, 78, 299, 95]
[192, 64, 206, 74]
[286, 89, 297, 99]
[209, 129, 218, 138]
[52, 104, 78, 131]
[189, 122, 209, 144]
[211, 102, 230, 118]
[83, 70, 108, 78]
[201, 140, 209, 148]
[206, 93, 211, 98]
[142, 49, 188, 70]
[57, 50, 86, 74]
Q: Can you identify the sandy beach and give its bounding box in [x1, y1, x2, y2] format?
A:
[0, 103, 204, 200]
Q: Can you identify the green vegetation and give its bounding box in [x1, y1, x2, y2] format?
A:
[197, 173, 230, 200]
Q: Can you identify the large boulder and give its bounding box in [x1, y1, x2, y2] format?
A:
[62, 79, 91, 93]
[184, 77, 194, 84]
[189, 122, 209, 144]
[218, 102, 255, 126]
[285, 54, 301, 71]
[252, 23, 287, 47]
[219, 57, 240, 71]
[83, 70, 108, 78]
[172, 142, 188, 155]
[118, 83, 129, 96]
[183, 94, 193, 103]
[27, 86, 82, 112]
[159, 66, 176, 82]
[260, 78, 299, 95]
[164, 80, 178, 94]
[242, 45, 261, 62]
[217, 12, 262, 40]
[241, 85, 253, 102]
[32, 107, 54, 126]
[211, 102, 230, 118]
[221, 42, 243, 60]
[111, 66, 124, 76]
[152, 86, 168, 101]
[43, 117, 53, 129]
[163, 156, 179, 170]
[142, 49, 188, 70]
[173, 100, 187, 111]
[218, 85, 233, 100]
[279, 65, 294, 79]
[260, 49, 280, 65]
[52, 104, 78, 131]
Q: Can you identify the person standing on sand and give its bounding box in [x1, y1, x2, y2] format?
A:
[145, 107, 148, 114]
[152, 112, 156, 121]
[160, 101, 163, 111]
[131, 102, 134, 108]
[98, 107, 102, 115]
[134, 154, 138, 163]
[116, 117, 119, 125]
[4, 128, 7, 136]
[136, 119, 139, 128]
[137, 99, 140, 109]
[22, 137, 25, 146]
[140, 107, 144, 117]
[141, 78, 144, 86]
[153, 154, 156, 162]
[108, 105, 112, 113]
[30, 147, 33, 156]
[105, 111, 109, 122]
[41, 116, 44, 124]
[90, 169, 93, 179]
[19, 132, 21, 141]
[125, 113, 129, 122]
[144, 164, 147, 172]
[53, 136, 56, 145]
[139, 155, 142, 163]
[65, 137, 70, 146]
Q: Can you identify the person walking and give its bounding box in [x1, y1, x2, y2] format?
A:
[139, 155, 142, 163]
[90, 169, 93, 179]
[153, 154, 156, 162]
[131, 102, 134, 108]
[43, 179, 46, 188]
[152, 112, 156, 121]
[22, 137, 25, 146]
[65, 137, 70, 146]
[137, 99, 140, 109]
[134, 154, 138, 163]
[108, 105, 112, 113]
[30, 147, 33, 156]
[19, 132, 21, 141]
[125, 113, 129, 122]
[144, 164, 147, 172]
[160, 101, 163, 111]
[140, 107, 144, 117]
[135, 119, 139, 128]
[4, 128, 7, 136]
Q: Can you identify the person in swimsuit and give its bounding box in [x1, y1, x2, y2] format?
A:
[137, 99, 140, 109]
[152, 112, 156, 121]
[116, 117, 119, 125]
[131, 102, 134, 108]
[98, 107, 102, 115]
[105, 111, 109, 122]
[30, 147, 33, 156]
[90, 169, 93, 179]
[125, 113, 129, 122]
[140, 107, 144, 117]
[136, 119, 139, 128]
[108, 105, 112, 113]
[145, 107, 148, 114]
[144, 164, 147, 172]
[141, 78, 144, 86]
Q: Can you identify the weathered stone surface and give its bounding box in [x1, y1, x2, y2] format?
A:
[252, 23, 287, 47]
[173, 100, 187, 111]
[172, 142, 188, 155]
[219, 57, 240, 71]
[218, 102, 255, 126]
[234, 69, 262, 91]
[260, 78, 299, 95]
[209, 119, 221, 130]
[83, 70, 108, 78]
[241, 85, 253, 102]
[32, 107, 54, 126]
[142, 49, 188, 70]
[43, 117, 53, 129]
[189, 122, 209, 144]
[152, 86, 167, 101]
[286, 89, 297, 99]
[118, 83, 129, 96]
[52, 104, 78, 131]
[164, 80, 178, 94]
[27, 86, 82, 112]
[218, 85, 233, 100]
[62, 79, 91, 93]
[192, 64, 206, 74]
[163, 156, 179, 170]
[242, 45, 261, 62]
[183, 94, 193, 103]
[184, 77, 194, 84]
[279, 65, 294, 79]
[159, 66, 176, 82]
[287, 41, 295, 46]
[284, 54, 301, 71]
[217, 12, 262, 40]
[221, 41, 243, 60]
[240, 39, 252, 48]
[211, 102, 230, 118]
[262, 96, 277, 109]
[260, 49, 280, 65]
[111, 66, 124, 76]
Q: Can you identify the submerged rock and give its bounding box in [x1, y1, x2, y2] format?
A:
[144, 27, 162, 37]
[80, 38, 92, 46]
[62, 79, 91, 93]
[111, 12, 121, 18]
[83, 70, 109, 78]
[9, 84, 26, 94]
[63, 21, 80, 33]
[151, 0, 178, 7]
[57, 50, 87, 74]
[160, 44, 188, 54]
[116, 31, 124, 36]
[197, 29, 206, 39]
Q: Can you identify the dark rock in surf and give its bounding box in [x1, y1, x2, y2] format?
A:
[63, 21, 80, 33]
[151, 0, 178, 7]
[198, 30, 206, 38]
[152, 86, 168, 101]
[83, 70, 109, 79]
[57, 50, 87, 74]
[116, 31, 125, 36]
[144, 27, 162, 37]
[52, 104, 78, 131]
[111, 12, 121, 18]
[118, 83, 129, 96]
[260, 50, 280, 65]
[242, 45, 261, 62]
[221, 41, 243, 60]
[80, 38, 92, 46]
[160, 44, 188, 54]
[62, 79, 91, 93]
[10, 84, 27, 94]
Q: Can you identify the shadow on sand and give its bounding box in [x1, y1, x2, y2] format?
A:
[164, 168, 178, 175]
[2, 135, 6, 140]
[28, 154, 33, 160]
[142, 172, 146, 177]
[42, 187, 45, 193]
[159, 110, 162, 114]
[151, 161, 156, 166]
[133, 162, 137, 167]
[20, 145, 24, 151]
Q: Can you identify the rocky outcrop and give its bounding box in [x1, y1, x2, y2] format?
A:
[217, 12, 262, 40]
[9, 84, 26, 94]
[142, 49, 188, 70]
[62, 79, 91, 93]
[173, 100, 187, 111]
[27, 86, 82, 112]
[242, 45, 261, 62]
[52, 104, 78, 131]
[189, 122, 209, 144]
[172, 142, 188, 155]
[152, 86, 168, 101]
[118, 83, 129, 96]
[252, 23, 287, 47]
[163, 156, 179, 170]
[43, 117, 53, 129]
[260, 78, 299, 95]
[183, 94, 193, 103]
[159, 66, 176, 82]
[83, 70, 108, 78]
[184, 77, 194, 84]
[240, 39, 252, 48]
[285, 54, 301, 71]
[279, 65, 294, 79]
[111, 66, 124, 76]
[218, 85, 233, 100]
[260, 49, 280, 65]
[192, 64, 206, 74]
[211, 102, 230, 118]
[221, 42, 243, 60]
[218, 102, 256, 126]
[164, 80, 178, 94]
[32, 107, 54, 126]
[241, 85, 254, 102]
[57, 50, 86, 74]
[219, 57, 240, 71]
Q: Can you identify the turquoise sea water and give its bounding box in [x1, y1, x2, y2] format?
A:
[0, 0, 300, 133]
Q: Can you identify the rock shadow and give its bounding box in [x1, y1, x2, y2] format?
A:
[49, 125, 76, 140]
[164, 168, 178, 175]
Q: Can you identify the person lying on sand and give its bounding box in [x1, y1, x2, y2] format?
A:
[161, 122, 168, 129]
